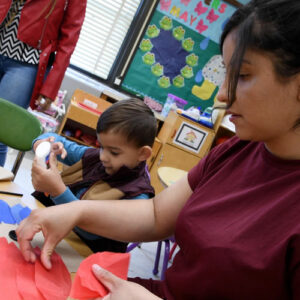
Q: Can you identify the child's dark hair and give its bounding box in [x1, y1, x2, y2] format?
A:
[96, 98, 157, 147]
[220, 0, 300, 108]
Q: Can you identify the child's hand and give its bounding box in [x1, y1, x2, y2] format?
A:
[51, 141, 67, 159]
[31, 152, 66, 197]
[33, 137, 67, 159]
[33, 136, 55, 152]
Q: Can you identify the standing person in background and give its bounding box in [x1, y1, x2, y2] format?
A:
[0, 0, 87, 166]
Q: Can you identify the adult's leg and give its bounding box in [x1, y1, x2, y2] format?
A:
[0, 56, 38, 108]
[0, 56, 38, 166]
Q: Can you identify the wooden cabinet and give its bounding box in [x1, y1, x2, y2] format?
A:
[150, 111, 225, 193]
[150, 143, 199, 194]
[147, 137, 162, 170]
[158, 112, 216, 158]
[57, 89, 112, 147]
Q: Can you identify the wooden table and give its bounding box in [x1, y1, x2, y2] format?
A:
[0, 166, 14, 181]
[0, 180, 93, 299]
[157, 166, 188, 188]
[0, 181, 92, 284]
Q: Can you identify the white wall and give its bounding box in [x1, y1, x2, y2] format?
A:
[59, 68, 129, 104]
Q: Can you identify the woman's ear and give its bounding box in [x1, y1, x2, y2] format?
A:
[138, 146, 152, 162]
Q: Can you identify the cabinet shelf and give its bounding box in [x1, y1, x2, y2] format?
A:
[57, 89, 112, 148]
[60, 134, 94, 148]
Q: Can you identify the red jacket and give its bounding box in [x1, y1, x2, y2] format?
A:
[0, 0, 87, 108]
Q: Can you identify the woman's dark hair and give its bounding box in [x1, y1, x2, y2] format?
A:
[220, 0, 300, 107]
[96, 98, 157, 147]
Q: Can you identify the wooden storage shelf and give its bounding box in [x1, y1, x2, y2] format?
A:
[150, 110, 226, 192]
[60, 134, 91, 147]
[57, 89, 112, 148]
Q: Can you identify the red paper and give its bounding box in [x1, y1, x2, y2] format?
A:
[0, 239, 23, 299]
[71, 270, 99, 299]
[70, 252, 130, 299]
[16, 258, 46, 300]
[35, 250, 72, 300]
[0, 238, 71, 300]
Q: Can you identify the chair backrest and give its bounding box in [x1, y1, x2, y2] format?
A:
[0, 98, 43, 151]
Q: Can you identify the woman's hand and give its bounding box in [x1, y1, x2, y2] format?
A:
[16, 203, 80, 270]
[91, 265, 162, 300]
[31, 152, 66, 196]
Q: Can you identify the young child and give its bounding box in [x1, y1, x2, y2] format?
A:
[31, 98, 157, 253]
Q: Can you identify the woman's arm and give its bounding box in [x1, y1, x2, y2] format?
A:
[17, 175, 192, 269]
[77, 174, 192, 242]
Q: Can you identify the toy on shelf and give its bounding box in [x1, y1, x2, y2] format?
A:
[28, 90, 67, 133]
[161, 94, 188, 118]
[40, 97, 65, 117]
[178, 106, 219, 129]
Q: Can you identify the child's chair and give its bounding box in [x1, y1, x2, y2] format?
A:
[126, 237, 177, 280]
[0, 98, 43, 178]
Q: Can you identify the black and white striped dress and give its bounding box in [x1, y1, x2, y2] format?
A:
[0, 0, 40, 64]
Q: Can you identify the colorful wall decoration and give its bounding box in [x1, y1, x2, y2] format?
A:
[121, 0, 250, 110]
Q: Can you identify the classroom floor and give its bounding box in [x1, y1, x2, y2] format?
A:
[4, 148, 174, 279]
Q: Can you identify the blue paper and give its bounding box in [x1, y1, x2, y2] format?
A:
[10, 204, 24, 224]
[0, 199, 15, 224]
[19, 207, 31, 221]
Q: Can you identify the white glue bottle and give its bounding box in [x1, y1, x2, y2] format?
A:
[35, 141, 51, 168]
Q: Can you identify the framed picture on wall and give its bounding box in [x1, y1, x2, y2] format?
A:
[173, 121, 208, 154]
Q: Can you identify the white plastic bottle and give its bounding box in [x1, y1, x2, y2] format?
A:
[35, 141, 51, 168]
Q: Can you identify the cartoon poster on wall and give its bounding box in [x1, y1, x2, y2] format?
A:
[173, 121, 208, 153]
[121, 0, 249, 110]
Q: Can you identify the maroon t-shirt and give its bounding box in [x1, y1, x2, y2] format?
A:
[158, 137, 300, 299]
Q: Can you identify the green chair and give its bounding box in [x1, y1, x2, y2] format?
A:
[0, 98, 43, 178]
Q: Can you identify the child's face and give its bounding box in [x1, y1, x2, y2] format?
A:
[97, 130, 144, 175]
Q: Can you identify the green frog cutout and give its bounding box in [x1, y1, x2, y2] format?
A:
[173, 75, 185, 88]
[172, 26, 185, 41]
[139, 39, 153, 52]
[146, 24, 160, 38]
[158, 76, 171, 88]
[186, 53, 199, 67]
[182, 37, 194, 52]
[142, 52, 155, 65]
[151, 63, 164, 77]
[181, 65, 194, 79]
[159, 16, 173, 30]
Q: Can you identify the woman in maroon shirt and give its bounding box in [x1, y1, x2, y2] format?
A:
[17, 0, 300, 299]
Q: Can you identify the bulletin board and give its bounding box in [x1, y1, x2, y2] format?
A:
[121, 0, 249, 110]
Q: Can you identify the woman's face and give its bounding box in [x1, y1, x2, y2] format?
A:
[217, 33, 300, 147]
